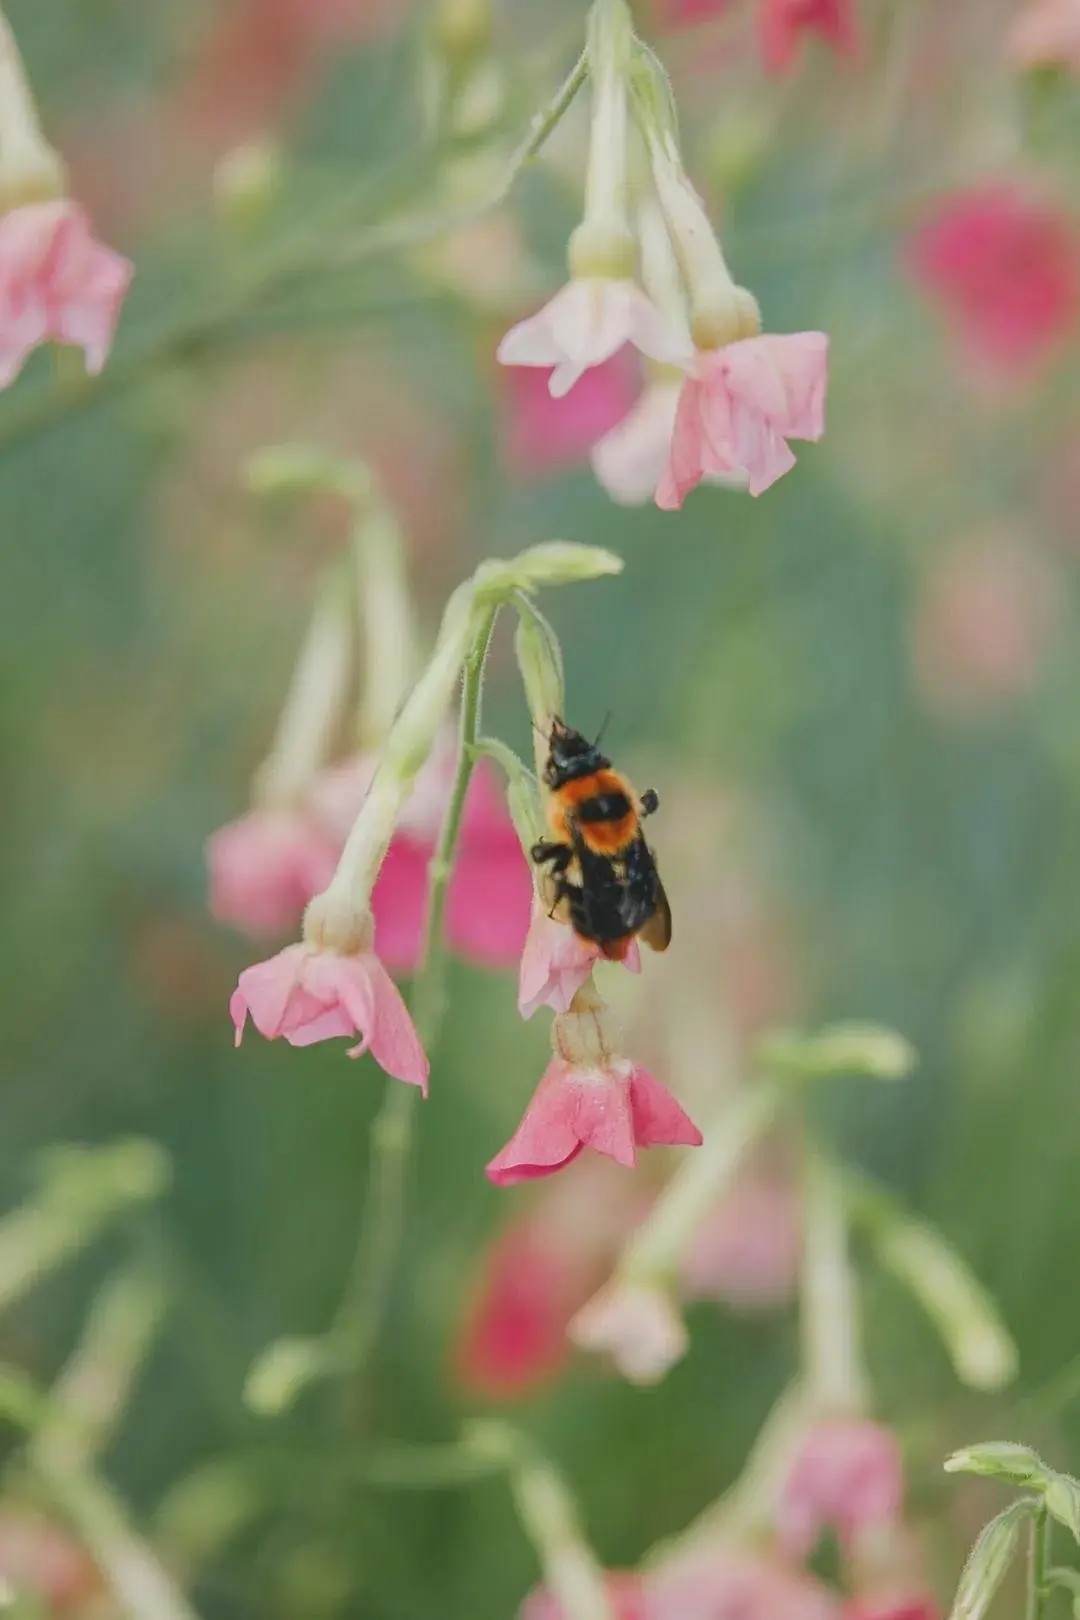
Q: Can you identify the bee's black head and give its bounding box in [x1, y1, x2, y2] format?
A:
[543, 717, 610, 790]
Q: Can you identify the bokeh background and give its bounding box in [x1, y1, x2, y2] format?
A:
[2, 0, 1080, 1616]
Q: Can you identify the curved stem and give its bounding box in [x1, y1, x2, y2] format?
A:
[328, 606, 498, 1412]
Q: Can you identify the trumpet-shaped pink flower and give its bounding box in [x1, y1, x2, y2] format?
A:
[502, 351, 639, 479]
[521, 1572, 645, 1620]
[907, 184, 1080, 380]
[777, 1417, 905, 1559]
[487, 1012, 702, 1185]
[497, 279, 691, 399]
[1008, 0, 1080, 72]
[230, 942, 429, 1090]
[0, 201, 132, 387]
[758, 0, 859, 74]
[592, 377, 749, 504]
[656, 333, 829, 508]
[207, 810, 339, 940]
[518, 905, 640, 1020]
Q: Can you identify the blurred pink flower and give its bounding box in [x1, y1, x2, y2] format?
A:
[497, 280, 691, 398]
[758, 0, 859, 74]
[501, 351, 639, 479]
[846, 1597, 939, 1620]
[207, 809, 339, 940]
[1008, 0, 1080, 72]
[777, 1417, 905, 1560]
[911, 533, 1059, 719]
[310, 736, 532, 972]
[656, 333, 829, 507]
[570, 1279, 688, 1384]
[230, 941, 429, 1089]
[521, 1571, 646, 1620]
[645, 1544, 844, 1620]
[0, 1508, 102, 1614]
[0, 201, 131, 386]
[454, 1162, 651, 1400]
[907, 184, 1080, 379]
[518, 904, 640, 1020]
[487, 1036, 701, 1186]
[680, 1165, 802, 1312]
[649, 0, 731, 28]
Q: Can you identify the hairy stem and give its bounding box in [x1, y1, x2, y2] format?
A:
[1027, 1506, 1050, 1620]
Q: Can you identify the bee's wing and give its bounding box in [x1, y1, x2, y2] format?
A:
[638, 870, 672, 953]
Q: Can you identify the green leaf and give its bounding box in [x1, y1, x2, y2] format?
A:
[758, 1022, 916, 1082]
[474, 542, 623, 599]
[1045, 1567, 1080, 1619]
[1047, 1476, 1080, 1543]
[945, 1442, 1050, 1489]
[244, 1336, 330, 1417]
[949, 1497, 1034, 1620]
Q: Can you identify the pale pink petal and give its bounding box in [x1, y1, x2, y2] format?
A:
[570, 1281, 688, 1384]
[498, 280, 687, 400]
[207, 809, 339, 940]
[284, 1005, 356, 1045]
[645, 1546, 844, 1620]
[497, 304, 568, 369]
[359, 953, 430, 1091]
[625, 284, 695, 368]
[656, 374, 710, 510]
[719, 332, 830, 440]
[517, 907, 600, 1020]
[627, 1067, 703, 1148]
[777, 1417, 905, 1558]
[592, 381, 682, 505]
[570, 1068, 639, 1167]
[231, 943, 309, 1040]
[486, 1073, 587, 1186]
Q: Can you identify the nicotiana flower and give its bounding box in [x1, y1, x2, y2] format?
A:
[487, 989, 702, 1185]
[1008, 0, 1080, 73]
[230, 925, 429, 1091]
[0, 200, 132, 386]
[208, 809, 339, 940]
[591, 370, 750, 504]
[758, 0, 859, 75]
[501, 350, 639, 479]
[497, 277, 690, 400]
[776, 1416, 906, 1560]
[569, 1277, 688, 1385]
[656, 332, 829, 505]
[518, 901, 640, 1020]
[907, 183, 1080, 381]
[644, 1544, 845, 1620]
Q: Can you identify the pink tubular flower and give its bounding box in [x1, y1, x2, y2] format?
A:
[207, 810, 339, 940]
[758, 0, 859, 75]
[502, 351, 639, 480]
[907, 184, 1080, 380]
[1008, 0, 1080, 72]
[487, 999, 702, 1185]
[656, 332, 829, 507]
[496, 279, 691, 399]
[776, 1417, 905, 1560]
[645, 1545, 844, 1620]
[518, 903, 640, 1020]
[230, 941, 429, 1090]
[0, 201, 131, 386]
[521, 1571, 646, 1620]
[592, 376, 750, 504]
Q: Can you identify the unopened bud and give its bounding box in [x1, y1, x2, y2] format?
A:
[514, 600, 565, 737]
[214, 138, 283, 230]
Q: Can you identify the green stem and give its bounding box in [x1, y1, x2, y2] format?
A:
[327, 606, 499, 1405]
[1027, 1506, 1050, 1620]
[800, 1145, 866, 1413]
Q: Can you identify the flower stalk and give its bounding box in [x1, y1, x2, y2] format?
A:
[0, 6, 66, 206]
[800, 1147, 867, 1414]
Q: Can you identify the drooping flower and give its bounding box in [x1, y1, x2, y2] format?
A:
[207, 809, 339, 940]
[569, 1277, 688, 1385]
[0, 200, 131, 386]
[487, 992, 702, 1185]
[758, 0, 859, 75]
[591, 373, 750, 504]
[230, 937, 429, 1090]
[645, 1543, 845, 1620]
[679, 1163, 802, 1312]
[502, 351, 639, 479]
[454, 1160, 652, 1400]
[1008, 0, 1080, 73]
[907, 184, 1080, 380]
[656, 332, 829, 507]
[776, 1417, 905, 1560]
[497, 278, 690, 400]
[518, 902, 640, 1020]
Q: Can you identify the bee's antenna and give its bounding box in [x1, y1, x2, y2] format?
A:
[594, 710, 613, 748]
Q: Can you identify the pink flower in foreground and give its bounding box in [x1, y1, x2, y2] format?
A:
[656, 332, 829, 508]
[518, 904, 640, 1020]
[521, 1572, 645, 1620]
[497, 279, 691, 398]
[1008, 0, 1080, 72]
[777, 1418, 905, 1559]
[758, 0, 859, 75]
[0, 200, 132, 386]
[230, 941, 429, 1090]
[907, 184, 1080, 379]
[592, 377, 749, 504]
[487, 1003, 701, 1185]
[207, 809, 339, 939]
[645, 1545, 844, 1620]
[309, 736, 532, 973]
[454, 1161, 651, 1400]
[502, 351, 639, 479]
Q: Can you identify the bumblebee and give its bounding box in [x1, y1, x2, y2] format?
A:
[530, 717, 672, 961]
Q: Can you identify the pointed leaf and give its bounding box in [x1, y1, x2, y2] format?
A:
[949, 1498, 1034, 1620]
[945, 1442, 1050, 1489]
[759, 1022, 916, 1082]
[1047, 1476, 1080, 1543]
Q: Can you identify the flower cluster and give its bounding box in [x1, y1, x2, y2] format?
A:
[495, 0, 829, 508]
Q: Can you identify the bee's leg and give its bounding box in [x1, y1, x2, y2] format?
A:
[640, 789, 659, 817]
[531, 839, 573, 873]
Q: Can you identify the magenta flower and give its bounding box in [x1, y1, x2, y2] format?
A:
[777, 1417, 905, 1559]
[487, 1007, 701, 1185]
[501, 352, 639, 480]
[907, 184, 1080, 380]
[207, 809, 339, 940]
[497, 279, 691, 399]
[0, 201, 131, 386]
[230, 941, 429, 1090]
[656, 332, 829, 507]
[758, 0, 859, 75]
[517, 904, 640, 1020]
